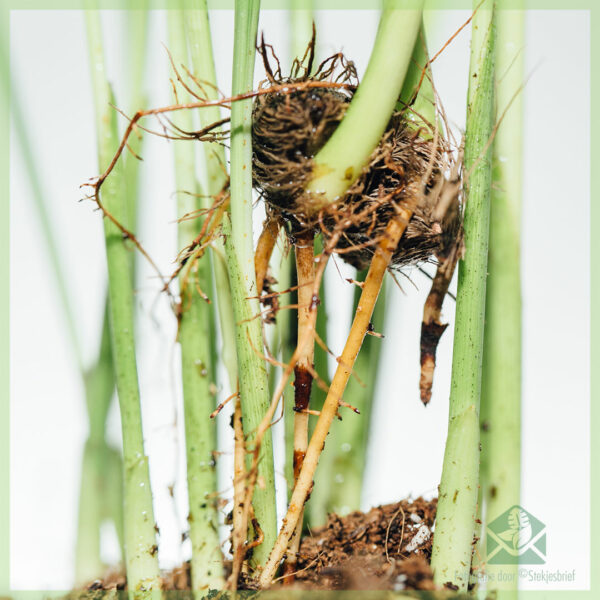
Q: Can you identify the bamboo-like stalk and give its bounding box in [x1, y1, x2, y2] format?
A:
[226, 0, 277, 568]
[304, 0, 423, 209]
[430, 1, 496, 590]
[479, 5, 524, 595]
[77, 4, 149, 581]
[167, 10, 224, 590]
[184, 1, 238, 391]
[185, 6, 247, 584]
[259, 210, 412, 587]
[85, 11, 160, 593]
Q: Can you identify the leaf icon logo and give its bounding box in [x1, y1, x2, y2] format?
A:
[486, 505, 546, 564]
[497, 507, 533, 551]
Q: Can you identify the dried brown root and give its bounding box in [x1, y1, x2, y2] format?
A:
[258, 209, 413, 588]
[419, 250, 459, 405]
[85, 78, 354, 210]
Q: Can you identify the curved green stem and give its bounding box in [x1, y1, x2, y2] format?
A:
[305, 0, 423, 208]
[430, 1, 496, 590]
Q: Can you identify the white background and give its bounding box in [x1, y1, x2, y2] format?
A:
[9, 8, 590, 591]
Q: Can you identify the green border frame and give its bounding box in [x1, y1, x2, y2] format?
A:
[0, 1, 596, 597]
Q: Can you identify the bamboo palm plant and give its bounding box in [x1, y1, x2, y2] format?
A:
[71, 0, 523, 593]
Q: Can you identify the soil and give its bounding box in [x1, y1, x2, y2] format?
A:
[83, 497, 438, 593]
[288, 497, 437, 591]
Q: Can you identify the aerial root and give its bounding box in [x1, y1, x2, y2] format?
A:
[283, 230, 316, 583]
[258, 210, 412, 588]
[419, 249, 459, 405]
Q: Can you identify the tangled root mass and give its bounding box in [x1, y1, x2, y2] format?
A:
[251, 41, 462, 272]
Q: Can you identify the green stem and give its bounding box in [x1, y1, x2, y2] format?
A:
[290, 0, 314, 63]
[305, 0, 423, 208]
[185, 0, 238, 391]
[78, 5, 148, 577]
[167, 9, 224, 590]
[86, 11, 160, 593]
[398, 21, 439, 133]
[479, 5, 523, 595]
[430, 1, 496, 590]
[226, 0, 277, 568]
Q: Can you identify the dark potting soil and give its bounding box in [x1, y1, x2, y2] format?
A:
[84, 497, 437, 593]
[288, 497, 437, 591]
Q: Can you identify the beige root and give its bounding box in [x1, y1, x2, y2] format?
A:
[254, 217, 281, 296]
[282, 232, 316, 582]
[258, 209, 412, 587]
[228, 230, 339, 586]
[228, 398, 248, 590]
[228, 227, 337, 588]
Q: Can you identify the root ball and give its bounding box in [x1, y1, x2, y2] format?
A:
[251, 51, 462, 272]
[252, 85, 352, 231]
[325, 116, 462, 270]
